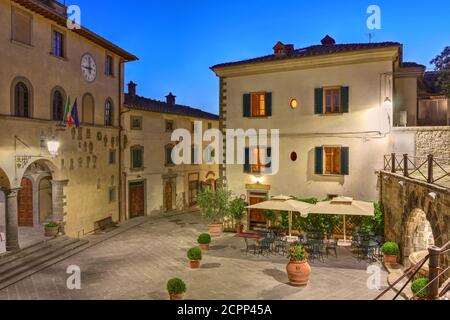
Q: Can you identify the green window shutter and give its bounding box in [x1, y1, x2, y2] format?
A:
[341, 147, 349, 175]
[191, 145, 195, 164]
[265, 92, 272, 116]
[265, 147, 272, 173]
[315, 146, 323, 175]
[341, 87, 349, 113]
[243, 94, 251, 117]
[315, 88, 323, 114]
[244, 148, 250, 173]
[132, 148, 142, 169]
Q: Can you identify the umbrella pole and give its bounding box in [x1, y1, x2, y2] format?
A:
[343, 215, 347, 242]
[289, 211, 292, 237]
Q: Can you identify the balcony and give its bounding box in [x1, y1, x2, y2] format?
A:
[36, 0, 67, 16]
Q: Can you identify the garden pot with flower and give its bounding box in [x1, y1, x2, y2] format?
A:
[187, 247, 202, 269]
[44, 222, 60, 237]
[197, 233, 211, 251]
[381, 242, 400, 265]
[167, 278, 187, 300]
[286, 245, 311, 287]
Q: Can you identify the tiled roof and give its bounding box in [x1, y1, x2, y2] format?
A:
[124, 94, 219, 121]
[211, 41, 401, 69]
[402, 62, 426, 69]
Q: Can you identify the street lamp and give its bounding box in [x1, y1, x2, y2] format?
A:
[47, 138, 60, 157]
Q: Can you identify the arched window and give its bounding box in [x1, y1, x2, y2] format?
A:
[14, 82, 29, 117]
[52, 89, 64, 121]
[105, 99, 113, 126]
[82, 93, 95, 125]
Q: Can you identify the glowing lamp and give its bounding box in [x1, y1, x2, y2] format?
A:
[47, 139, 60, 157]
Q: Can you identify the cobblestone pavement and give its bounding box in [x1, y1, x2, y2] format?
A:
[0, 212, 396, 300]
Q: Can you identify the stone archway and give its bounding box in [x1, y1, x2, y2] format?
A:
[403, 208, 435, 258]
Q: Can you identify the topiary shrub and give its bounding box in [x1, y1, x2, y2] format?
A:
[197, 233, 211, 245]
[381, 242, 400, 255]
[187, 247, 202, 261]
[167, 278, 187, 295]
[45, 222, 59, 228]
[411, 278, 429, 299]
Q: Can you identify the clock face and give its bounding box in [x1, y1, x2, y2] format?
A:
[81, 54, 97, 82]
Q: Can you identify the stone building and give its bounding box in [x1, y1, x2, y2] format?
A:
[0, 0, 137, 251]
[122, 82, 219, 218]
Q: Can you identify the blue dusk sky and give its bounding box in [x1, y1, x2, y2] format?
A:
[70, 0, 450, 115]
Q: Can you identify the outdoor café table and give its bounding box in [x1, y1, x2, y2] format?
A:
[234, 232, 265, 241]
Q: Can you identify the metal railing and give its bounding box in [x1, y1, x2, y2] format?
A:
[375, 241, 450, 300]
[384, 153, 450, 188]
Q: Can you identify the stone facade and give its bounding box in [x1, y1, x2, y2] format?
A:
[415, 127, 450, 159]
[379, 171, 450, 279]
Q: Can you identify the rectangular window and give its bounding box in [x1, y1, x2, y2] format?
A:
[11, 8, 32, 45]
[251, 93, 266, 117]
[109, 187, 116, 203]
[165, 120, 174, 132]
[324, 88, 341, 114]
[165, 145, 174, 166]
[324, 146, 341, 175]
[188, 173, 200, 206]
[105, 54, 114, 76]
[208, 122, 212, 130]
[109, 150, 116, 165]
[52, 30, 64, 58]
[130, 116, 142, 130]
[131, 147, 144, 170]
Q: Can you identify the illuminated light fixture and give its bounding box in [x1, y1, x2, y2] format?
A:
[428, 192, 437, 201]
[398, 181, 405, 187]
[290, 99, 298, 109]
[47, 138, 60, 157]
[254, 176, 264, 184]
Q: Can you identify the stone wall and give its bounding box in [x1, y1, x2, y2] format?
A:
[415, 128, 450, 159]
[379, 171, 450, 280]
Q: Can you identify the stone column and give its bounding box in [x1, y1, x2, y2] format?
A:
[51, 180, 68, 235]
[5, 188, 20, 252]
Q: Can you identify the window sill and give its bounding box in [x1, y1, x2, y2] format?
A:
[49, 53, 68, 61]
[105, 73, 115, 79]
[319, 173, 346, 177]
[10, 39, 33, 48]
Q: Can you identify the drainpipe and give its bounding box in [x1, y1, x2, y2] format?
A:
[118, 60, 126, 222]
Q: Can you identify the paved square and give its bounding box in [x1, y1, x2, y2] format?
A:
[0, 212, 395, 300]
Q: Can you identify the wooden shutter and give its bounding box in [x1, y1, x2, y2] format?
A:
[191, 145, 195, 164]
[244, 148, 250, 173]
[315, 147, 323, 175]
[315, 88, 323, 114]
[341, 87, 349, 113]
[132, 148, 142, 169]
[12, 9, 31, 45]
[340, 147, 349, 175]
[243, 94, 251, 117]
[265, 147, 272, 173]
[265, 92, 272, 117]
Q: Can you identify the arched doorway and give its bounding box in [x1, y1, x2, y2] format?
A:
[165, 181, 173, 211]
[38, 177, 52, 224]
[18, 177, 33, 227]
[404, 208, 435, 258]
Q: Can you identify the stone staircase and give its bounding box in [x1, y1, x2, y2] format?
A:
[0, 236, 89, 290]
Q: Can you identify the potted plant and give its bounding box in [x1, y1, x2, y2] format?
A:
[167, 278, 187, 300]
[286, 244, 311, 287]
[44, 222, 60, 237]
[197, 184, 232, 237]
[187, 247, 202, 269]
[381, 242, 400, 264]
[411, 278, 429, 300]
[229, 197, 247, 233]
[197, 233, 211, 251]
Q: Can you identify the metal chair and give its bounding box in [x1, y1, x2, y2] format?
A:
[326, 240, 338, 258]
[244, 238, 258, 255]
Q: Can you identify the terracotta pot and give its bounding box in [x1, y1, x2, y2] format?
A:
[235, 224, 244, 234]
[189, 260, 201, 269]
[199, 244, 210, 251]
[286, 260, 311, 287]
[208, 223, 223, 237]
[383, 254, 398, 264]
[169, 293, 184, 300]
[45, 226, 59, 237]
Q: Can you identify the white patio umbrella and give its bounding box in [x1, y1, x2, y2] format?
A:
[245, 195, 312, 237]
[308, 197, 374, 245]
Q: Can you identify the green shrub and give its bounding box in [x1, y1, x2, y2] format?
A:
[288, 245, 308, 261]
[167, 278, 187, 295]
[187, 247, 202, 261]
[229, 198, 247, 223]
[197, 233, 211, 245]
[45, 222, 59, 228]
[381, 242, 400, 255]
[411, 278, 429, 299]
[197, 185, 232, 223]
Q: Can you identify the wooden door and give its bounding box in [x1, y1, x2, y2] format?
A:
[249, 195, 266, 226]
[165, 181, 173, 211]
[18, 177, 33, 227]
[129, 181, 145, 219]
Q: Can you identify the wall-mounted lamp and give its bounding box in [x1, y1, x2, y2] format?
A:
[398, 181, 405, 188]
[47, 138, 60, 157]
[253, 176, 264, 184]
[427, 192, 437, 201]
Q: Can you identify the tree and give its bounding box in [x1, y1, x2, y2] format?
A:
[197, 185, 232, 224]
[430, 46, 450, 98]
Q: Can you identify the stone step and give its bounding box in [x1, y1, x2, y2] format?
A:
[0, 238, 89, 290]
[0, 236, 67, 267]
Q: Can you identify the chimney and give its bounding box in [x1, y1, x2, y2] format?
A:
[273, 41, 294, 57]
[166, 92, 176, 106]
[128, 81, 137, 96]
[321, 35, 336, 46]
